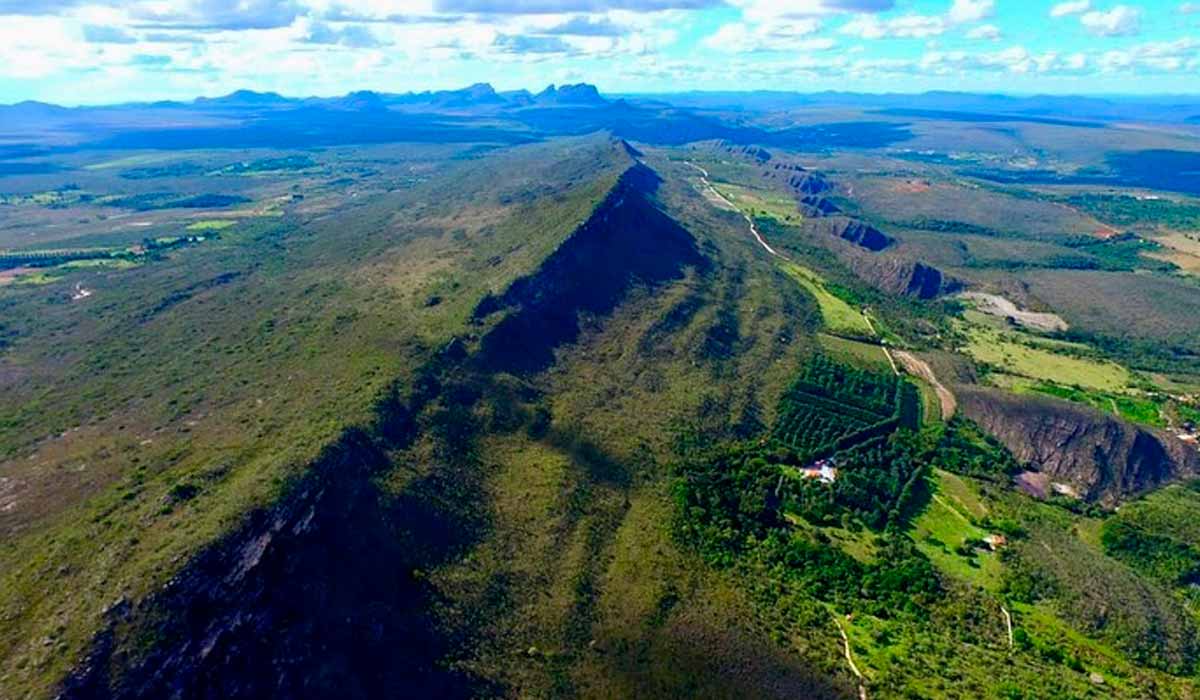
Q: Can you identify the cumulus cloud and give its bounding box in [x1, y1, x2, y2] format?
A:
[493, 33, 578, 53]
[965, 23, 1002, 40]
[542, 15, 629, 36]
[1097, 37, 1199, 71]
[840, 13, 945, 39]
[1080, 5, 1141, 36]
[728, 0, 894, 21]
[129, 0, 305, 31]
[436, 0, 720, 13]
[1050, 0, 1091, 17]
[702, 19, 834, 52]
[947, 0, 993, 24]
[304, 21, 385, 48]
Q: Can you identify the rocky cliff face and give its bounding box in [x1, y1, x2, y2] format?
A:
[831, 247, 961, 299]
[958, 387, 1200, 504]
[761, 160, 831, 196]
[797, 194, 840, 217]
[805, 217, 894, 252]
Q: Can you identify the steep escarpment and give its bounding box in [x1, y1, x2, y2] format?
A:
[958, 386, 1199, 504]
[798, 194, 841, 217]
[55, 154, 715, 700]
[761, 160, 832, 197]
[473, 161, 707, 373]
[706, 142, 958, 300]
[806, 216, 894, 252]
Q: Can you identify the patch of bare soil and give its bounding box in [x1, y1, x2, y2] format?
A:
[957, 292, 1068, 333]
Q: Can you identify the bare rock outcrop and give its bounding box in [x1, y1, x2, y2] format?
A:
[958, 386, 1199, 504]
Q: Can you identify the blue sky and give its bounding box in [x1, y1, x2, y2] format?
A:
[0, 0, 1196, 104]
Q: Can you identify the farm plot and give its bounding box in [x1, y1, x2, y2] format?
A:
[773, 354, 917, 455]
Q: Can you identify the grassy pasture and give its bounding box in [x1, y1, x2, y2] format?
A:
[711, 181, 803, 223]
[818, 333, 891, 370]
[958, 320, 1131, 392]
[995, 375, 1167, 427]
[185, 219, 237, 231]
[780, 261, 874, 338]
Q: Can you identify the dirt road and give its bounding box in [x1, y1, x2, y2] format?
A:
[893, 350, 956, 420]
[686, 161, 785, 259]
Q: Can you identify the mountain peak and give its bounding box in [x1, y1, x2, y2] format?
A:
[534, 83, 605, 105]
[197, 89, 290, 106]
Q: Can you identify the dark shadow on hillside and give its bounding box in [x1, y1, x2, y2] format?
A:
[473, 162, 708, 374]
[61, 400, 495, 699]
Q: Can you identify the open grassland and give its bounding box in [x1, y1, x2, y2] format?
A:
[958, 319, 1131, 392]
[185, 219, 237, 231]
[842, 173, 1104, 243]
[780, 261, 874, 338]
[992, 375, 1168, 427]
[1147, 232, 1200, 275]
[710, 181, 803, 224]
[818, 333, 891, 370]
[909, 471, 1003, 590]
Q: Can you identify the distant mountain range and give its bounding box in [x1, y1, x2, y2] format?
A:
[5, 84, 1200, 125]
[0, 82, 610, 115]
[2, 82, 1199, 155]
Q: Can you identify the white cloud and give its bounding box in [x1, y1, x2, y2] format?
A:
[840, 13, 945, 39]
[836, 0, 997, 41]
[1050, 0, 1091, 17]
[1096, 37, 1200, 72]
[947, 0, 993, 24]
[702, 18, 833, 52]
[727, 0, 896, 23]
[965, 23, 1001, 40]
[1080, 5, 1141, 36]
[1180, 2, 1200, 13]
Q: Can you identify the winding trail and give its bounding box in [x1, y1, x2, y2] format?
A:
[832, 614, 869, 700]
[859, 311, 899, 377]
[686, 160, 965, 416]
[686, 161, 784, 259]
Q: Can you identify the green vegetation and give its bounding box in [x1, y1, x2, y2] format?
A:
[185, 219, 237, 231]
[712, 181, 803, 223]
[817, 333, 892, 370]
[780, 261, 874, 338]
[959, 318, 1132, 392]
[1103, 484, 1200, 590]
[772, 354, 917, 457]
[7, 105, 1200, 699]
[673, 433, 941, 612]
[104, 192, 250, 211]
[1062, 193, 1200, 231]
[998, 377, 1168, 427]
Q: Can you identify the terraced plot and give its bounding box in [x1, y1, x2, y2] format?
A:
[773, 354, 913, 455]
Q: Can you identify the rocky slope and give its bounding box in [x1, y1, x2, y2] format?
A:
[806, 217, 894, 252]
[473, 161, 706, 373]
[958, 386, 1200, 504]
